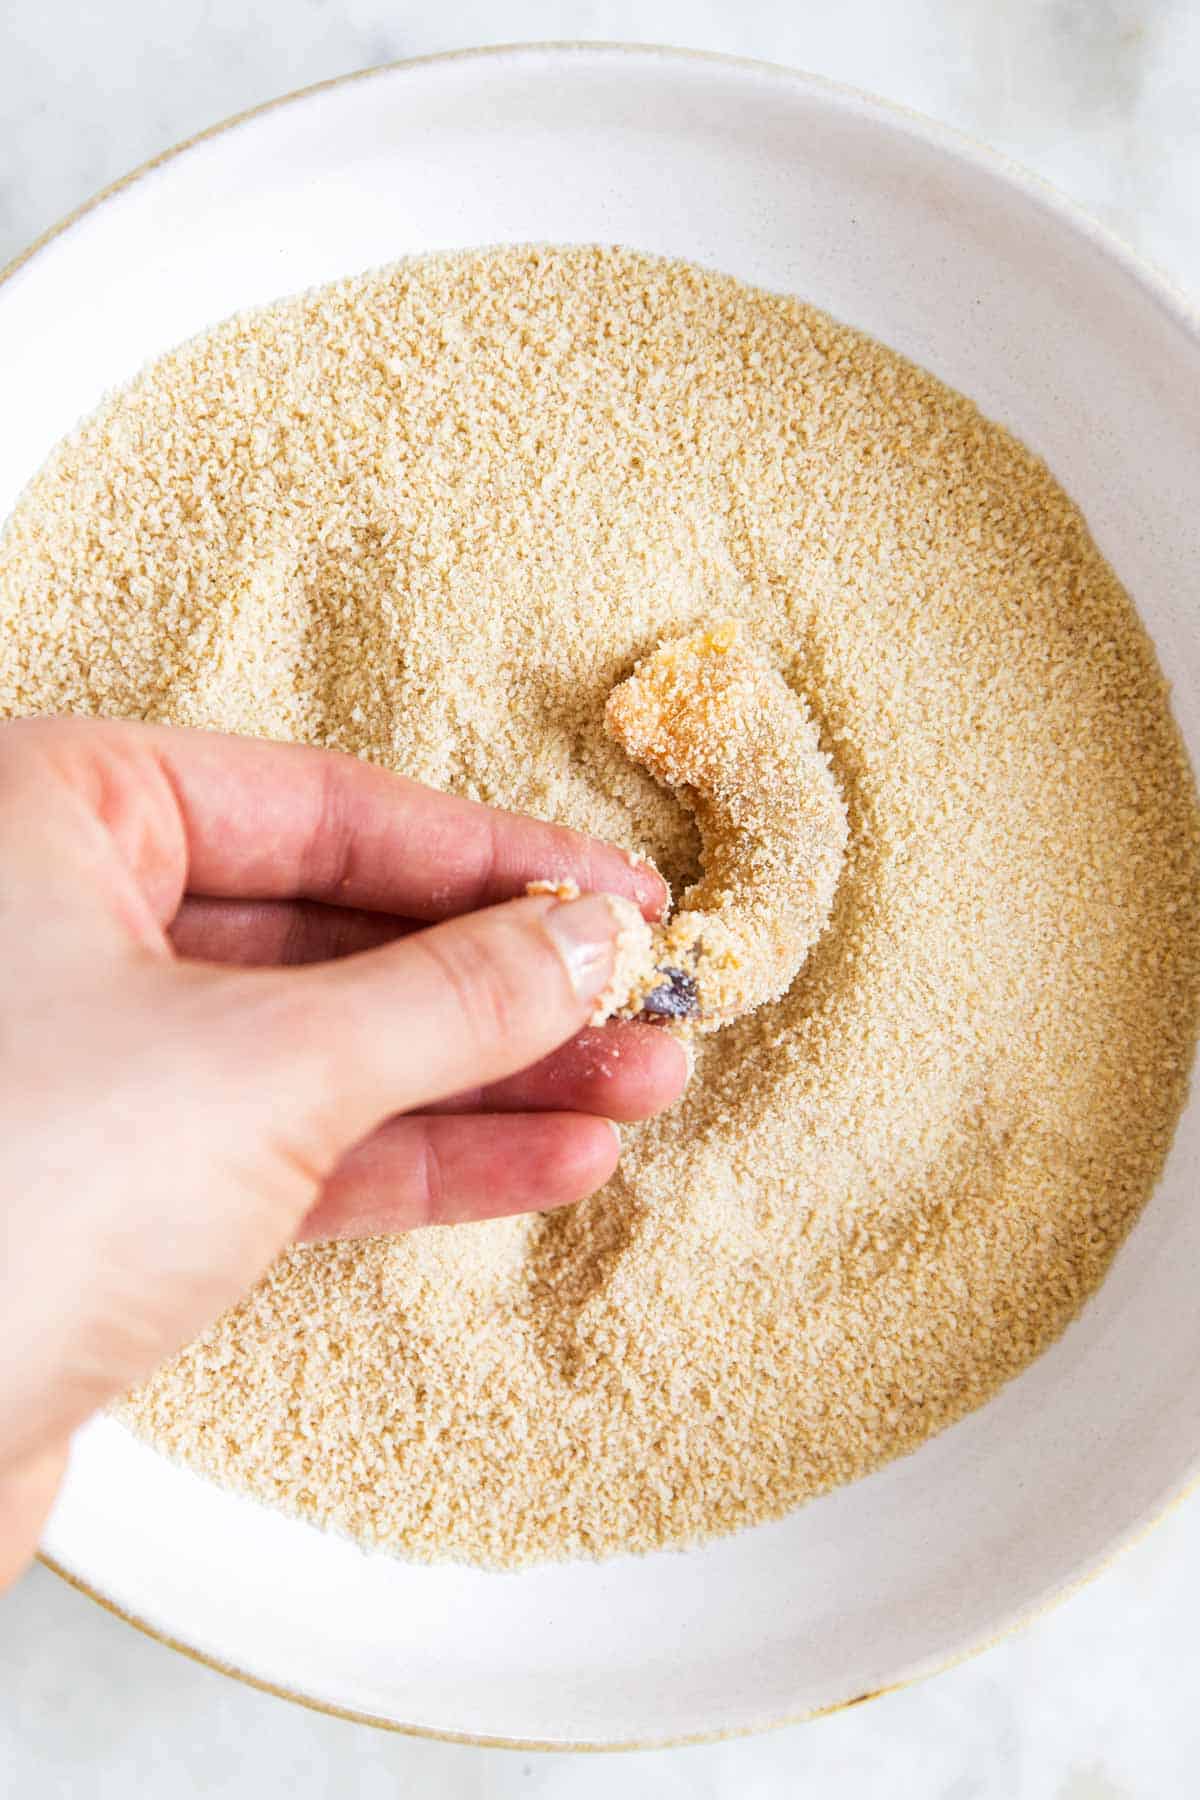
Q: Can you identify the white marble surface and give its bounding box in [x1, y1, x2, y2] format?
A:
[2, 2, 1199, 1794]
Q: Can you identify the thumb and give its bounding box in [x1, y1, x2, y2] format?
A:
[262, 891, 629, 1157]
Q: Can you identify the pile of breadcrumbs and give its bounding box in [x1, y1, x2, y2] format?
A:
[2, 245, 1198, 1565]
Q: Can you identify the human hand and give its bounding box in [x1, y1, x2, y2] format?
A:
[0, 716, 684, 1585]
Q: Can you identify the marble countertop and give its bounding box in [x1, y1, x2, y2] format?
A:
[2, 2, 1198, 1795]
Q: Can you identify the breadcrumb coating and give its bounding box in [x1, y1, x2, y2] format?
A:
[603, 618, 847, 1029]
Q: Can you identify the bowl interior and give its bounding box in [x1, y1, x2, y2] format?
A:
[7, 46, 1200, 1747]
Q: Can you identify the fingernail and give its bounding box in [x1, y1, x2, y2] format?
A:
[627, 850, 669, 918]
[607, 1119, 623, 1153]
[542, 894, 618, 1003]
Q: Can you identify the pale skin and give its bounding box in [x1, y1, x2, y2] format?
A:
[0, 716, 686, 1589]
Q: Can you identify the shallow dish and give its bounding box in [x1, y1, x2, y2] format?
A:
[6, 43, 1200, 1749]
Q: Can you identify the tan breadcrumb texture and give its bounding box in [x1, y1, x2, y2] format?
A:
[604, 617, 848, 1028]
[2, 244, 1199, 1567]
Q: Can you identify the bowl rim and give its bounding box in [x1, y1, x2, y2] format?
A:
[13, 38, 1200, 1751]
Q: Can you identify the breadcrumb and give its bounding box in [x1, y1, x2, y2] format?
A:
[604, 618, 848, 1028]
[2, 244, 1197, 1568]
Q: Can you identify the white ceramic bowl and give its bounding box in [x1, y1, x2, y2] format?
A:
[6, 43, 1200, 1749]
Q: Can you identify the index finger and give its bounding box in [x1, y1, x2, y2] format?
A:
[141, 722, 667, 921]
